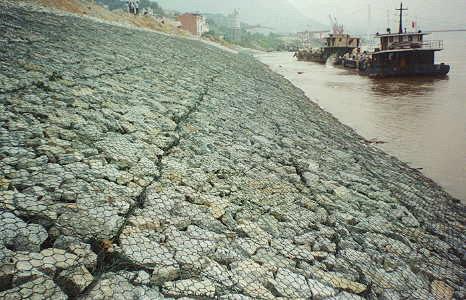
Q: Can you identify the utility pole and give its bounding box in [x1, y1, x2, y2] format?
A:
[367, 4, 372, 39]
[396, 2, 408, 33]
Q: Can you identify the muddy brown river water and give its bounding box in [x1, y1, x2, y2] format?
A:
[257, 32, 466, 202]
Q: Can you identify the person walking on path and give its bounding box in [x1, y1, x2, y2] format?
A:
[127, 0, 134, 15]
[134, 0, 140, 15]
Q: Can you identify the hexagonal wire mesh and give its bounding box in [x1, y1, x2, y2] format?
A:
[0, 1, 464, 300]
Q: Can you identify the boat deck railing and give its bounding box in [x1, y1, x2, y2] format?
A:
[383, 40, 444, 51]
[422, 40, 444, 49]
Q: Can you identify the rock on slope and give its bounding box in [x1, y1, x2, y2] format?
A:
[0, 1, 464, 299]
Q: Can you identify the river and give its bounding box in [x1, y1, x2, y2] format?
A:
[256, 32, 466, 202]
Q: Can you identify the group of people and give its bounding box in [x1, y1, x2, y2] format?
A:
[127, 1, 154, 16]
[340, 49, 372, 70]
[127, 0, 140, 15]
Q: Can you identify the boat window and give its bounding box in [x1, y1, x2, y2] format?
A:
[389, 36, 394, 42]
[408, 35, 413, 41]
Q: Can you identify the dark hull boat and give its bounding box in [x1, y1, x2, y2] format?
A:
[295, 50, 327, 63]
[362, 48, 450, 77]
[365, 63, 450, 78]
[365, 3, 449, 78]
[297, 46, 357, 64]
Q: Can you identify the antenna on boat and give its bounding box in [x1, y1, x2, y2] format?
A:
[395, 2, 408, 33]
[367, 4, 372, 39]
[386, 9, 390, 29]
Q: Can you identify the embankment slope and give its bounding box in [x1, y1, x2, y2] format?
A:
[0, 1, 464, 299]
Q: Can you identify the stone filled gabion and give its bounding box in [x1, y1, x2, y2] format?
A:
[0, 1, 465, 299]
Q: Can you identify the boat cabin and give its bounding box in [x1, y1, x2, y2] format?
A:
[319, 34, 361, 62]
[325, 34, 360, 48]
[377, 31, 426, 50]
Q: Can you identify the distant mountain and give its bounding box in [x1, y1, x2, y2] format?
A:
[156, 0, 326, 33]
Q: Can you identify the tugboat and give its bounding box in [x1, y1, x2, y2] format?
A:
[295, 17, 361, 63]
[361, 3, 450, 77]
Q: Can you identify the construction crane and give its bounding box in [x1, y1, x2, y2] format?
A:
[328, 14, 344, 35]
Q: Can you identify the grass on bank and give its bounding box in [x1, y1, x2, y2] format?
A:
[25, 0, 189, 36]
[24, 0, 280, 52]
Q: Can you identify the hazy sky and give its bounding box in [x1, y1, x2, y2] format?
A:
[157, 0, 466, 33]
[157, 0, 325, 32]
[288, 0, 466, 32]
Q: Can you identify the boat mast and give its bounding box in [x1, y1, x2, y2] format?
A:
[396, 2, 408, 33]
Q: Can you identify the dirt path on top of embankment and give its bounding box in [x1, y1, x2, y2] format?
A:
[0, 1, 464, 299]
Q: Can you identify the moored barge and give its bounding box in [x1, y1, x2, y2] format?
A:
[295, 20, 361, 64]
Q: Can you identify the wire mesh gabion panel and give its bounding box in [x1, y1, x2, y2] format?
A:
[0, 1, 465, 300]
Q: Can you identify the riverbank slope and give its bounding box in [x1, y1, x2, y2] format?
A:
[0, 1, 464, 299]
